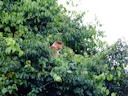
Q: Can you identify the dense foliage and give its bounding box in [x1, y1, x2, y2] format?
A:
[0, 0, 128, 96]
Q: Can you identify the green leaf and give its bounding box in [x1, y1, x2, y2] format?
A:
[0, 32, 3, 38]
[107, 74, 113, 81]
[2, 88, 7, 94]
[4, 27, 11, 32]
[101, 87, 106, 92]
[12, 47, 17, 53]
[111, 66, 115, 70]
[111, 92, 117, 96]
[106, 89, 110, 95]
[30, 67, 35, 72]
[53, 74, 62, 83]
[9, 90, 12, 94]
[25, 64, 31, 68]
[116, 66, 121, 70]
[117, 70, 121, 77]
[6, 38, 16, 46]
[19, 50, 23, 57]
[0, 1, 3, 6]
[37, 72, 41, 78]
[12, 84, 18, 91]
[66, 1, 69, 5]
[8, 86, 12, 90]
[5, 47, 12, 54]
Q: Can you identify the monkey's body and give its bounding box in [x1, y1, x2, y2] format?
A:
[50, 41, 63, 57]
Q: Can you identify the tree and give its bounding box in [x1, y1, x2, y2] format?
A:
[0, 0, 128, 96]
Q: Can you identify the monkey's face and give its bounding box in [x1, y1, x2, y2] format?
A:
[56, 41, 63, 51]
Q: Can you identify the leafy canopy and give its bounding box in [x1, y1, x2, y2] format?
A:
[0, 0, 128, 96]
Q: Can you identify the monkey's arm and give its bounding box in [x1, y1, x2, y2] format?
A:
[50, 45, 59, 57]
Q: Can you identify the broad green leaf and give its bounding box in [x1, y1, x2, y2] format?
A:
[37, 72, 41, 78]
[2, 88, 7, 94]
[106, 89, 110, 95]
[107, 74, 113, 81]
[9, 90, 12, 94]
[116, 66, 121, 70]
[101, 87, 106, 92]
[111, 66, 115, 70]
[26, 60, 31, 65]
[12, 47, 17, 53]
[19, 50, 23, 57]
[12, 84, 18, 90]
[25, 64, 31, 68]
[4, 27, 11, 32]
[6, 38, 16, 46]
[30, 67, 35, 72]
[0, 1, 3, 6]
[0, 32, 3, 37]
[53, 74, 62, 83]
[111, 92, 117, 96]
[117, 70, 121, 77]
[5, 47, 12, 54]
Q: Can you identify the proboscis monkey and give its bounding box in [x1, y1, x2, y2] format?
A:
[50, 41, 63, 57]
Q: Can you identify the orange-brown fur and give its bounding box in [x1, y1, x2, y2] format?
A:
[50, 41, 63, 57]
